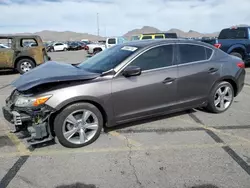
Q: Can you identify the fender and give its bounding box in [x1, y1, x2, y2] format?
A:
[227, 44, 246, 55]
[54, 95, 114, 126]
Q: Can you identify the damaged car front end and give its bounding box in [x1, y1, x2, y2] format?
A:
[2, 89, 55, 144]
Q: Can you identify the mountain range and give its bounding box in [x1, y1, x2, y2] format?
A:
[5, 24, 249, 41]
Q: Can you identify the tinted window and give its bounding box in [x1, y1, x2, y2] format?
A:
[218, 28, 248, 39]
[21, 39, 38, 47]
[108, 38, 116, 44]
[130, 45, 174, 71]
[178, 44, 206, 64]
[165, 33, 177, 38]
[141, 35, 152, 40]
[205, 48, 213, 59]
[155, 35, 164, 39]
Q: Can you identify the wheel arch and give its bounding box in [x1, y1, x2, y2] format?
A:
[14, 56, 36, 68]
[211, 76, 238, 97]
[49, 97, 109, 134]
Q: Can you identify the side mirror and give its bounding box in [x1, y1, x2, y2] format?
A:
[122, 66, 141, 77]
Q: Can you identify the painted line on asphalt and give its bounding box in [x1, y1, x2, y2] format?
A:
[187, 112, 250, 176]
[0, 142, 249, 158]
[108, 131, 142, 147]
[0, 119, 31, 155]
[175, 116, 250, 143]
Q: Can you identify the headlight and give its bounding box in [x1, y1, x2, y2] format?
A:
[15, 95, 52, 107]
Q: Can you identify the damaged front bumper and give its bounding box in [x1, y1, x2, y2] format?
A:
[2, 100, 55, 145]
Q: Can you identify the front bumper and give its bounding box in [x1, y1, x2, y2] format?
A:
[2, 106, 31, 125]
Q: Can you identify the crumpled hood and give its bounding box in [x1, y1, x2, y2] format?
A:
[12, 61, 100, 91]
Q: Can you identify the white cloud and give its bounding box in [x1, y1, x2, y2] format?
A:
[0, 0, 249, 36]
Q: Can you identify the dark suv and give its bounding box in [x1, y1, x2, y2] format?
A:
[0, 35, 51, 74]
[2, 39, 246, 148]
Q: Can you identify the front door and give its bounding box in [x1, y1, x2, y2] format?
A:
[111, 44, 178, 123]
[0, 48, 14, 68]
[176, 43, 220, 107]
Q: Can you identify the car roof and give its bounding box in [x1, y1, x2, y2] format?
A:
[124, 39, 214, 48]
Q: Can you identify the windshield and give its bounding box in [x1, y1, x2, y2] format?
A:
[78, 44, 140, 73]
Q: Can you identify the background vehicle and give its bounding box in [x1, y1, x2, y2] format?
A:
[67, 42, 82, 51]
[201, 26, 250, 64]
[2, 39, 245, 148]
[0, 35, 51, 74]
[86, 41, 106, 55]
[0, 44, 10, 48]
[139, 33, 178, 40]
[49, 42, 68, 52]
[105, 37, 127, 48]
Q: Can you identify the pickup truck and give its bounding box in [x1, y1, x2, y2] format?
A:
[201, 26, 250, 64]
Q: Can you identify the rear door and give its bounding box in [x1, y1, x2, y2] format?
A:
[0, 47, 14, 68]
[106, 38, 116, 48]
[20, 38, 45, 65]
[175, 43, 220, 107]
[112, 44, 178, 122]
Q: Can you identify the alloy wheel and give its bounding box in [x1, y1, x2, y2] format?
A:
[214, 85, 233, 111]
[62, 109, 99, 145]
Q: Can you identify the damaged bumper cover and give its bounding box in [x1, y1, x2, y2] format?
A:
[2, 100, 55, 145]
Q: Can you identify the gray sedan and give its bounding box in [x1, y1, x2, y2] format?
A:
[2, 39, 246, 148]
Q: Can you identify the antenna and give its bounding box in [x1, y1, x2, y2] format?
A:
[97, 13, 100, 36]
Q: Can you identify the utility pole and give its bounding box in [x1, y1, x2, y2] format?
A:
[97, 13, 100, 36]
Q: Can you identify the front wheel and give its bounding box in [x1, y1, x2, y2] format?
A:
[54, 103, 103, 148]
[205, 81, 234, 113]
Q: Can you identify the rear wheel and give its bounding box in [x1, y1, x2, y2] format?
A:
[205, 81, 234, 113]
[54, 103, 103, 148]
[16, 59, 36, 74]
[93, 48, 102, 55]
[230, 52, 243, 59]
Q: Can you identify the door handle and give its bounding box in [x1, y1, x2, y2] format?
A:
[162, 77, 176, 84]
[208, 67, 218, 73]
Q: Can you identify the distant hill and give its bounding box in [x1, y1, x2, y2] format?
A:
[14, 30, 105, 42]
[4, 24, 249, 41]
[123, 26, 220, 39]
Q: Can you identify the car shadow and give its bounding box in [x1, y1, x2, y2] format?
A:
[0, 70, 18, 76]
[104, 109, 196, 133]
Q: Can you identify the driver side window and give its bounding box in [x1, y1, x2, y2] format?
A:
[130, 45, 174, 71]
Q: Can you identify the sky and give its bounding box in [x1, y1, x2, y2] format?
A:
[0, 0, 249, 36]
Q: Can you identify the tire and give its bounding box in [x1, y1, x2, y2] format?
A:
[51, 48, 55, 52]
[93, 49, 102, 55]
[16, 58, 36, 74]
[63, 48, 67, 51]
[205, 81, 234, 113]
[54, 102, 103, 148]
[230, 52, 243, 59]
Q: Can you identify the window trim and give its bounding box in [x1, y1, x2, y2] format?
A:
[114, 43, 176, 77]
[176, 43, 214, 66]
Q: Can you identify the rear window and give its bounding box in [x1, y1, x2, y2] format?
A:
[21, 38, 38, 47]
[165, 33, 177, 38]
[218, 28, 248, 39]
[155, 35, 164, 39]
[178, 44, 206, 64]
[141, 35, 153, 40]
[108, 38, 116, 44]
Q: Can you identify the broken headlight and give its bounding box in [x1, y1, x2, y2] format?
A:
[15, 95, 52, 107]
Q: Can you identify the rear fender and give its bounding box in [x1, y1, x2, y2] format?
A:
[227, 44, 246, 54]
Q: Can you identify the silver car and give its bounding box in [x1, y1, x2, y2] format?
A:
[2, 39, 246, 148]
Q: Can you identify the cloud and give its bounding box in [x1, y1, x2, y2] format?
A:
[0, 0, 249, 36]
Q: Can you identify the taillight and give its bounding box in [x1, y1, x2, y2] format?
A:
[237, 62, 245, 68]
[214, 43, 221, 48]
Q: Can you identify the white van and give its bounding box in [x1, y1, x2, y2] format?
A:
[105, 37, 127, 48]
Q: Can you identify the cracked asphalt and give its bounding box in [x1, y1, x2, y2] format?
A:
[0, 50, 250, 188]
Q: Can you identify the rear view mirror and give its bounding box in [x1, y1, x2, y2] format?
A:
[122, 66, 141, 77]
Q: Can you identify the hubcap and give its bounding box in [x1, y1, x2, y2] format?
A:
[20, 62, 32, 72]
[62, 110, 99, 145]
[214, 85, 233, 111]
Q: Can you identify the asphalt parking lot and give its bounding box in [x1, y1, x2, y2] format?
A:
[0, 50, 250, 188]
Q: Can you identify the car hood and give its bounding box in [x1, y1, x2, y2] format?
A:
[12, 61, 100, 91]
